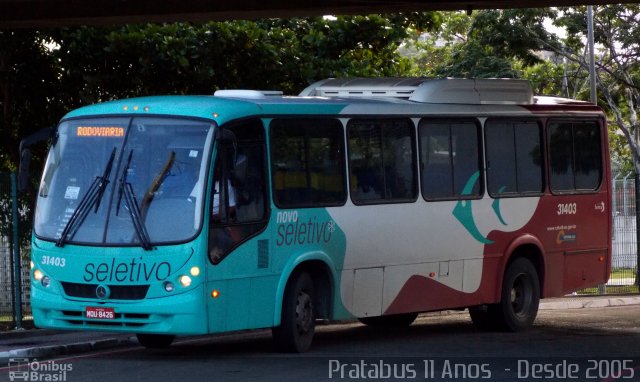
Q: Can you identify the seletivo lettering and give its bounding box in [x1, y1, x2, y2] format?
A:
[83, 258, 171, 282]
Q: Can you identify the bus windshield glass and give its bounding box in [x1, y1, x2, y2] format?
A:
[34, 117, 214, 246]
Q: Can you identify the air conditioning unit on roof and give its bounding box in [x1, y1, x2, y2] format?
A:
[299, 77, 534, 105]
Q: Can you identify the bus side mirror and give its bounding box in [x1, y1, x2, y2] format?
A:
[18, 148, 32, 192]
[18, 125, 55, 192]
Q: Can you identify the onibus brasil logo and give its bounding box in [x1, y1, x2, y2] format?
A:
[8, 358, 72, 381]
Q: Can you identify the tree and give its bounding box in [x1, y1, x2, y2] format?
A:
[0, 30, 63, 172]
[408, 9, 557, 79]
[534, 6, 640, 173]
[49, 14, 439, 107]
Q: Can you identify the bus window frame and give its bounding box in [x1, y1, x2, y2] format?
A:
[35, 114, 217, 248]
[484, 118, 546, 199]
[418, 117, 485, 202]
[546, 118, 604, 196]
[208, 118, 271, 265]
[268, 118, 348, 210]
[346, 117, 419, 206]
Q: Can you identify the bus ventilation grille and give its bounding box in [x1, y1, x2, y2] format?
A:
[60, 310, 149, 328]
[61, 282, 150, 300]
[257, 239, 269, 269]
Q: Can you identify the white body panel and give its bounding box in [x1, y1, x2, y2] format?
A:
[329, 194, 540, 316]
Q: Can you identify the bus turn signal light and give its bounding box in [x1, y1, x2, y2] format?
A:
[211, 290, 220, 299]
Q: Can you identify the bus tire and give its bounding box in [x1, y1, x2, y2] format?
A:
[136, 333, 175, 348]
[495, 257, 540, 332]
[358, 313, 418, 327]
[272, 271, 315, 353]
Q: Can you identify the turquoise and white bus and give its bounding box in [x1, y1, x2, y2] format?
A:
[27, 78, 611, 352]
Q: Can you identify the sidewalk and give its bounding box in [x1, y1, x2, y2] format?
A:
[1, 295, 639, 361]
[0, 330, 135, 360]
[538, 294, 640, 310]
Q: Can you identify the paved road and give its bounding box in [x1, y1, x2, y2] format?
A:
[2, 305, 640, 382]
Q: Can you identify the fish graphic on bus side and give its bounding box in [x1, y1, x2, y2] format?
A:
[331, 171, 541, 317]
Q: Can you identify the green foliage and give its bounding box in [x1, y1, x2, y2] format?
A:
[0, 30, 63, 172]
[438, 40, 519, 78]
[50, 14, 439, 105]
[468, 9, 556, 66]
[410, 9, 557, 79]
[520, 61, 566, 96]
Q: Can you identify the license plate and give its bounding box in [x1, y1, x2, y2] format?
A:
[85, 307, 115, 319]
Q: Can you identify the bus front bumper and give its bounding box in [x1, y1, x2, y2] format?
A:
[31, 284, 208, 335]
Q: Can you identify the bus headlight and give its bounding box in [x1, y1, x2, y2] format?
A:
[179, 275, 192, 287]
[34, 269, 44, 281]
[190, 266, 200, 277]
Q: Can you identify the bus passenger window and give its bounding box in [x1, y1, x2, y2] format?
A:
[347, 119, 417, 204]
[270, 119, 346, 208]
[548, 120, 602, 193]
[485, 120, 543, 196]
[420, 119, 481, 200]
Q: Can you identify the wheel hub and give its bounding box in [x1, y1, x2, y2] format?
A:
[511, 275, 530, 315]
[295, 291, 313, 334]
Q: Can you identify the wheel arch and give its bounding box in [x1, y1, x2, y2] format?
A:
[500, 235, 546, 299]
[273, 252, 337, 326]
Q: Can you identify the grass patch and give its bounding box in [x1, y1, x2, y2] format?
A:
[577, 285, 639, 295]
[610, 268, 638, 280]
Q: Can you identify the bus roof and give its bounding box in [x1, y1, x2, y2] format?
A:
[63, 78, 603, 124]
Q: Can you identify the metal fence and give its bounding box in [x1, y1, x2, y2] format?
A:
[604, 172, 640, 293]
[0, 172, 30, 329]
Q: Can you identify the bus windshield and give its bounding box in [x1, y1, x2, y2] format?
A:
[34, 117, 214, 247]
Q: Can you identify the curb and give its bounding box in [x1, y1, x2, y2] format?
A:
[0, 336, 135, 359]
[539, 296, 640, 310]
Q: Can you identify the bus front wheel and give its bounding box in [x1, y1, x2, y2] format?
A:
[273, 271, 315, 353]
[136, 333, 175, 348]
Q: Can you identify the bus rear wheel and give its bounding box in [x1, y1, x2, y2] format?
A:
[273, 271, 315, 353]
[358, 313, 418, 327]
[136, 333, 175, 348]
[498, 257, 540, 331]
[470, 258, 540, 332]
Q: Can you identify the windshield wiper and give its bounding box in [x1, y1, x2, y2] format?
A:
[56, 147, 116, 247]
[116, 149, 152, 250]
